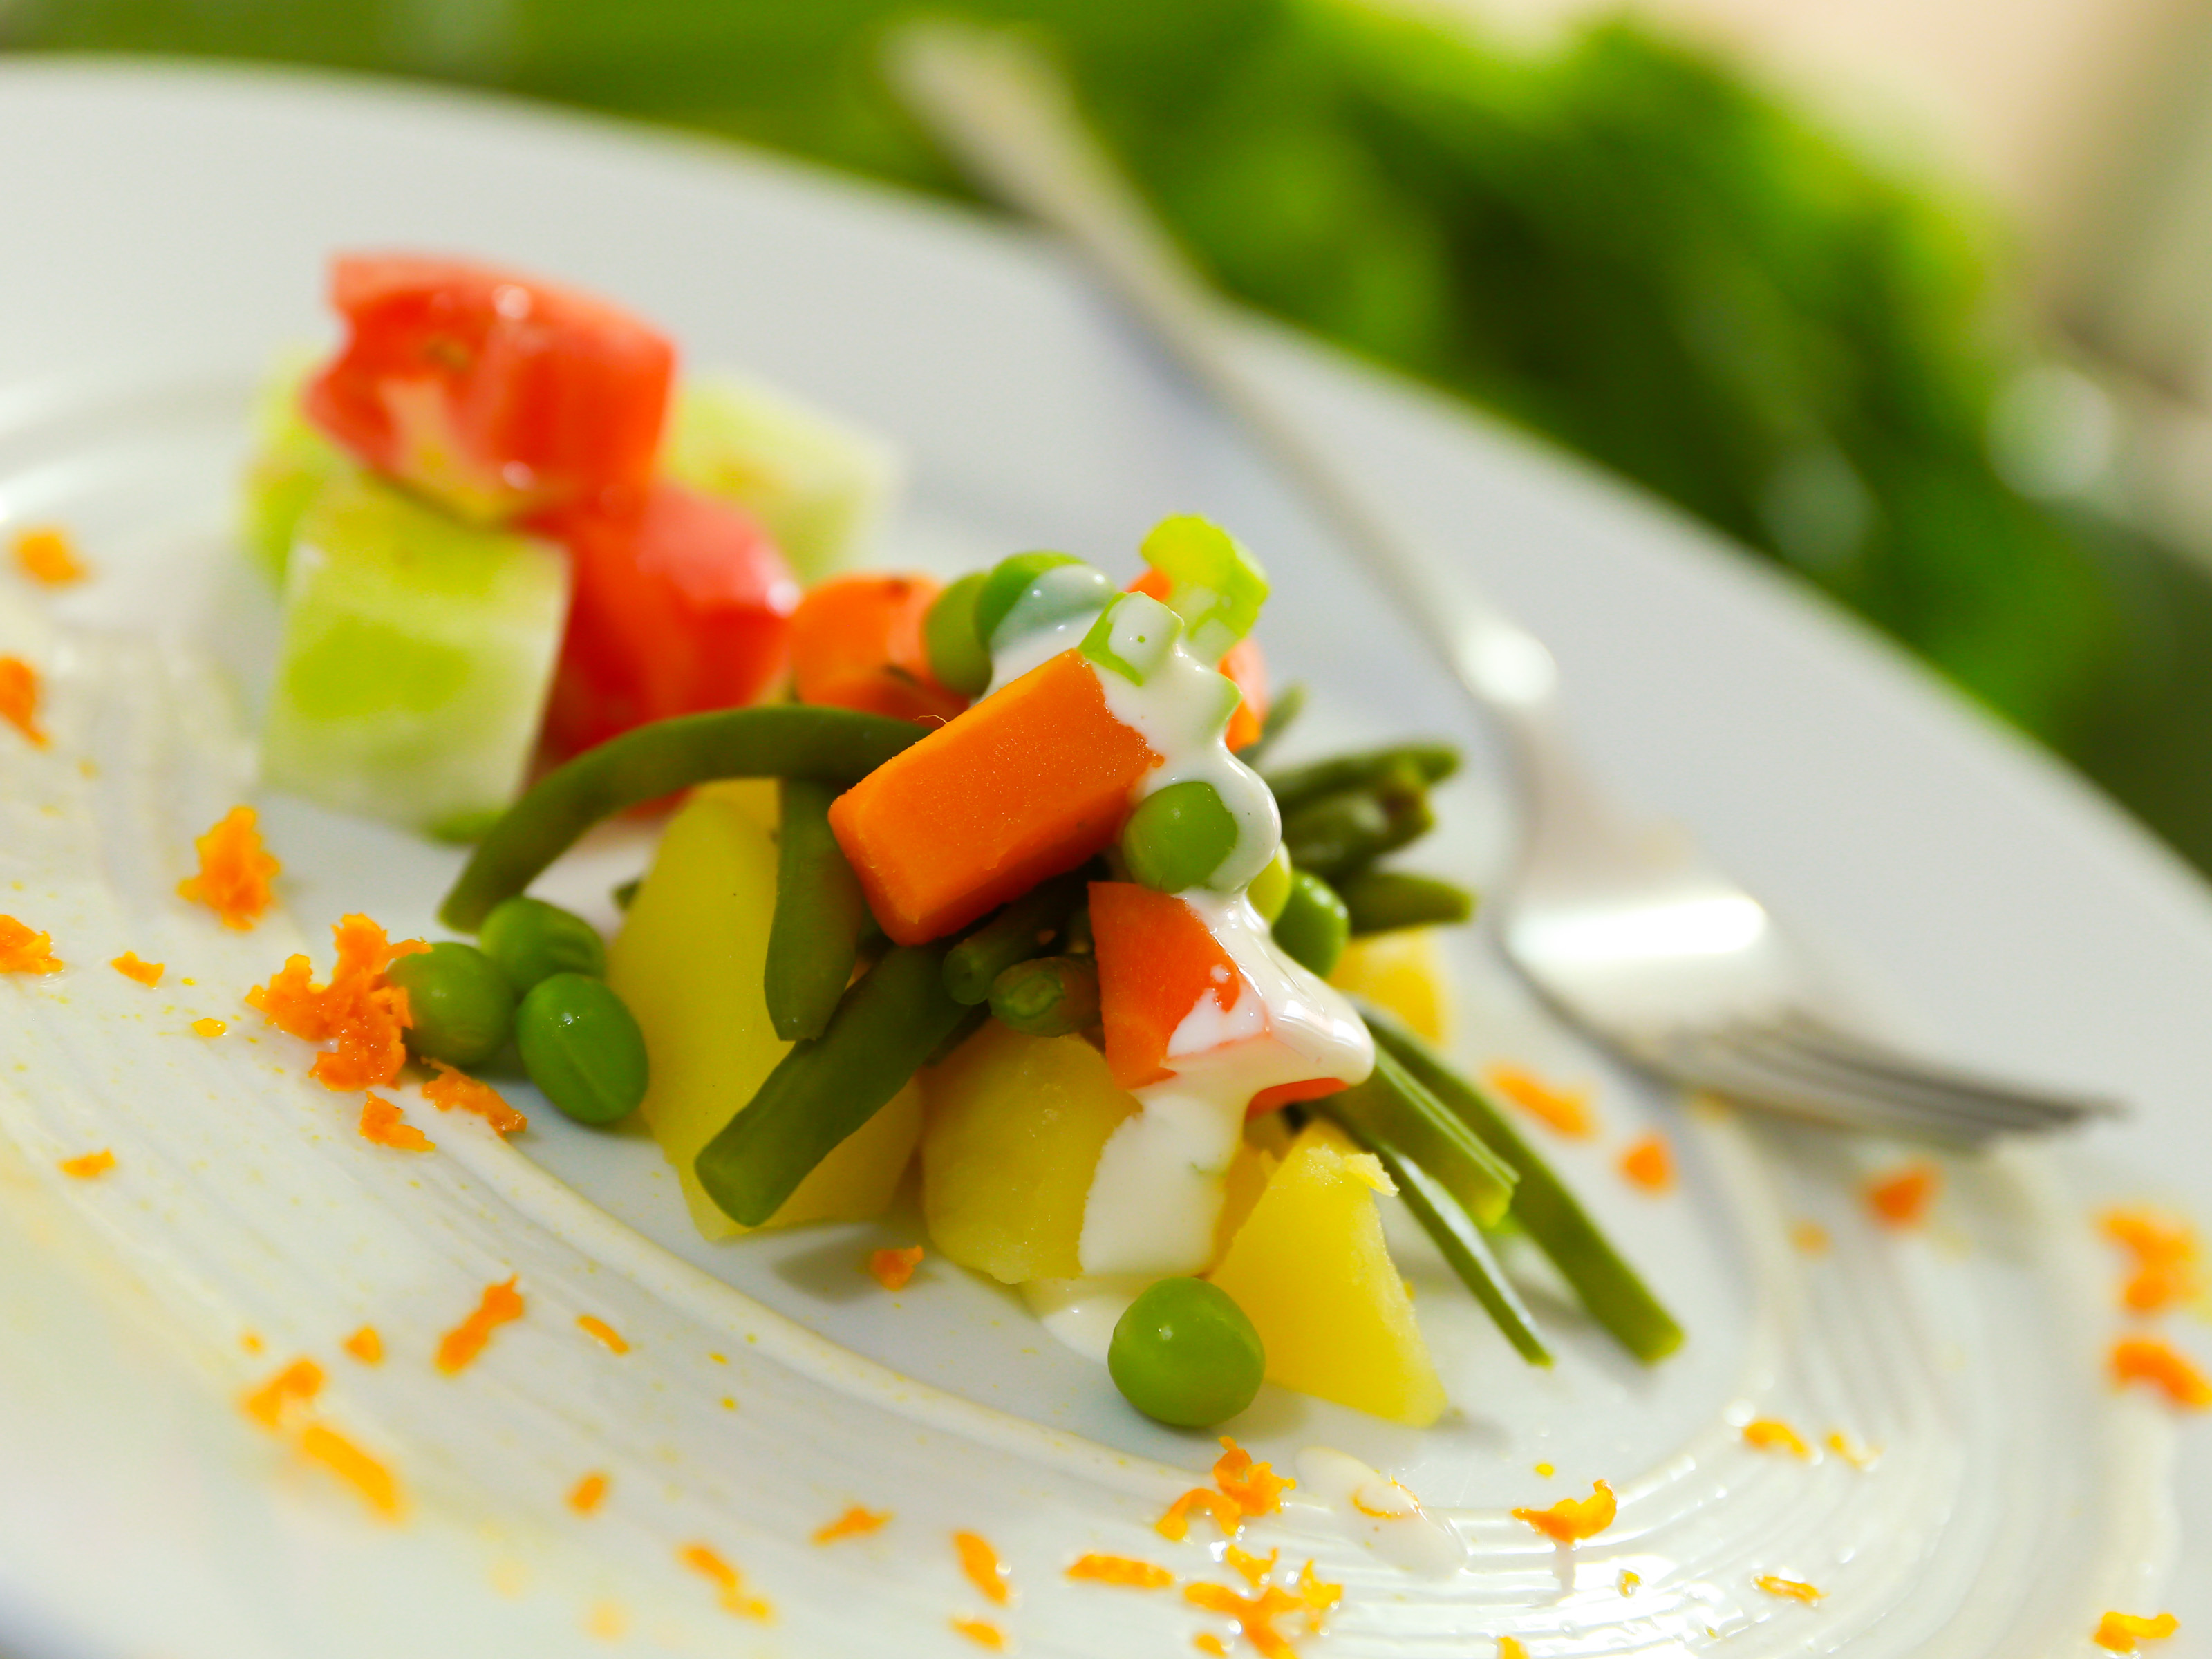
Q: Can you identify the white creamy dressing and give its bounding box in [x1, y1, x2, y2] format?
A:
[984, 580, 1373, 1287]
[1019, 1275, 1152, 1362]
[1293, 1447, 1469, 1576]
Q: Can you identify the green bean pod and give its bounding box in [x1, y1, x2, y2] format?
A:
[940, 872, 1087, 1004]
[1278, 763, 1435, 878]
[696, 944, 967, 1227]
[1321, 1048, 1517, 1228]
[1271, 870, 1350, 976]
[1263, 742, 1459, 814]
[1324, 1109, 1552, 1365]
[440, 706, 920, 932]
[1356, 1000, 1684, 1363]
[765, 777, 874, 1042]
[1338, 870, 1477, 935]
[988, 955, 1101, 1037]
[1233, 680, 1304, 765]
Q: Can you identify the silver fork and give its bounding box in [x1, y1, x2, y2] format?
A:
[889, 25, 2121, 1147]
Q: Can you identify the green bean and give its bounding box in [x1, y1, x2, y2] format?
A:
[1234, 680, 1304, 765]
[1356, 1000, 1683, 1362]
[1271, 870, 1350, 976]
[516, 973, 649, 1127]
[388, 941, 517, 1067]
[1263, 742, 1459, 814]
[923, 570, 993, 699]
[1338, 870, 1477, 935]
[1321, 1047, 1517, 1228]
[1120, 780, 1239, 892]
[480, 896, 607, 991]
[989, 955, 1100, 1036]
[611, 877, 641, 911]
[1327, 1112, 1551, 1365]
[941, 872, 1087, 1004]
[695, 943, 966, 1226]
[1060, 900, 1094, 957]
[924, 1002, 991, 1068]
[765, 777, 873, 1042]
[440, 706, 920, 932]
[1279, 763, 1434, 877]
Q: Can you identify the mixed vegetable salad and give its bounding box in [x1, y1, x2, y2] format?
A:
[245, 254, 1678, 1432]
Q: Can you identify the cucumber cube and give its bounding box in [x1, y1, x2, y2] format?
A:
[261, 471, 570, 840]
[240, 352, 348, 585]
[663, 374, 902, 581]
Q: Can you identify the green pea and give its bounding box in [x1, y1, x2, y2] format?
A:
[1108, 1277, 1266, 1427]
[973, 551, 1115, 651]
[973, 551, 1081, 645]
[1272, 871, 1350, 976]
[1246, 842, 1293, 923]
[516, 973, 648, 1127]
[923, 570, 993, 699]
[1121, 780, 1240, 893]
[387, 941, 516, 1068]
[480, 895, 607, 991]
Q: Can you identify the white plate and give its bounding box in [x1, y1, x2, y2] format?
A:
[0, 59, 2205, 1659]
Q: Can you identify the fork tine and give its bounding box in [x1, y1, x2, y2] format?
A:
[1761, 1014, 2122, 1125]
[1648, 1031, 2002, 1149]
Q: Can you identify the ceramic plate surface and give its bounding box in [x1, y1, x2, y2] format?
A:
[0, 59, 2206, 1659]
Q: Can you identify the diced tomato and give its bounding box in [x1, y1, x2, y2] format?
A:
[306, 254, 675, 525]
[541, 480, 800, 757]
[1128, 568, 1269, 749]
[790, 574, 967, 725]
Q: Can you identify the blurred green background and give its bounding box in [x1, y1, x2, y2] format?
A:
[15, 0, 2212, 871]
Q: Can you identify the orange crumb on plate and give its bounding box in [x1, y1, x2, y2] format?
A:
[111, 952, 163, 986]
[424, 1060, 527, 1134]
[57, 1149, 113, 1179]
[1224, 1544, 1276, 1588]
[1512, 1480, 1616, 1544]
[0, 657, 49, 748]
[1214, 1438, 1293, 1516]
[949, 1617, 1005, 1651]
[1156, 1487, 1242, 1541]
[1295, 1559, 1341, 1631]
[1620, 1568, 1642, 1595]
[1499, 1640, 1529, 1659]
[1183, 1582, 1303, 1659]
[1865, 1161, 1940, 1228]
[1825, 1430, 1878, 1468]
[1, 915, 62, 974]
[435, 1276, 524, 1375]
[1754, 1574, 1822, 1603]
[2096, 1611, 2180, 1652]
[2100, 1207, 2202, 1314]
[1533, 1462, 1555, 1477]
[679, 1543, 771, 1619]
[955, 1530, 1011, 1606]
[576, 1314, 628, 1353]
[814, 1505, 891, 1545]
[2111, 1335, 2212, 1408]
[341, 1326, 383, 1365]
[240, 1331, 263, 1355]
[359, 1094, 433, 1152]
[241, 1357, 324, 1430]
[299, 1421, 404, 1520]
[1742, 1418, 1811, 1459]
[1067, 1553, 1173, 1589]
[247, 915, 423, 1091]
[869, 1245, 924, 1291]
[191, 1017, 227, 1038]
[1792, 1221, 1831, 1255]
[585, 1601, 625, 1640]
[176, 805, 281, 930]
[1194, 1638, 1228, 1658]
[14, 526, 88, 585]
[568, 1471, 609, 1515]
[1486, 1063, 1595, 1138]
[1618, 1134, 1673, 1192]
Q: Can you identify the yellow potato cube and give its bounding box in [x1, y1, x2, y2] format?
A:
[1330, 926, 1453, 1044]
[1209, 1119, 1447, 1426]
[607, 788, 919, 1241]
[921, 1022, 1137, 1284]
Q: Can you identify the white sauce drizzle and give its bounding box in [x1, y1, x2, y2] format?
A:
[1020, 1276, 1151, 1362]
[1293, 1447, 1468, 1577]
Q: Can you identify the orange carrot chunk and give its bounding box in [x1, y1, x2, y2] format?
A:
[790, 573, 967, 725]
[0, 915, 62, 975]
[0, 655, 48, 748]
[1091, 881, 1244, 1091]
[177, 805, 281, 930]
[829, 650, 1158, 945]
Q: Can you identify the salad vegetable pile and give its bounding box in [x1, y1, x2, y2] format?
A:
[246, 254, 1678, 1432]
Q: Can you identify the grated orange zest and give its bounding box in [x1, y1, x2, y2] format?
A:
[955, 1530, 1012, 1606]
[247, 915, 422, 1091]
[435, 1276, 525, 1376]
[2111, 1335, 2212, 1409]
[568, 1471, 609, 1515]
[870, 1245, 925, 1291]
[1512, 1479, 1616, 1544]
[1224, 1545, 1276, 1588]
[1742, 1418, 1811, 1459]
[191, 1017, 226, 1038]
[949, 1618, 1005, 1651]
[2096, 1611, 2180, 1652]
[57, 1148, 113, 1179]
[242, 1357, 324, 1430]
[1499, 1641, 1530, 1659]
[1792, 1221, 1831, 1255]
[1826, 1430, 1878, 1469]
[299, 1421, 404, 1520]
[342, 1326, 383, 1365]
[1295, 1559, 1341, 1631]
[0, 656, 48, 748]
[359, 1094, 433, 1152]
[1214, 1438, 1293, 1516]
[1183, 1582, 1304, 1659]
[1067, 1553, 1173, 1589]
[576, 1313, 628, 1353]
[679, 1542, 771, 1619]
[111, 952, 163, 986]
[1195, 1638, 1228, 1658]
[1754, 1575, 1821, 1604]
[1620, 1568, 1642, 1595]
[12, 526, 86, 585]
[1618, 1134, 1674, 1192]
[1156, 1486, 1243, 1541]
[2101, 1207, 2202, 1315]
[1486, 1063, 1595, 1137]
[0, 915, 62, 975]
[585, 1601, 624, 1640]
[813, 1505, 891, 1544]
[176, 805, 281, 930]
[424, 1060, 527, 1135]
[240, 1331, 263, 1354]
[1866, 1161, 1941, 1228]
